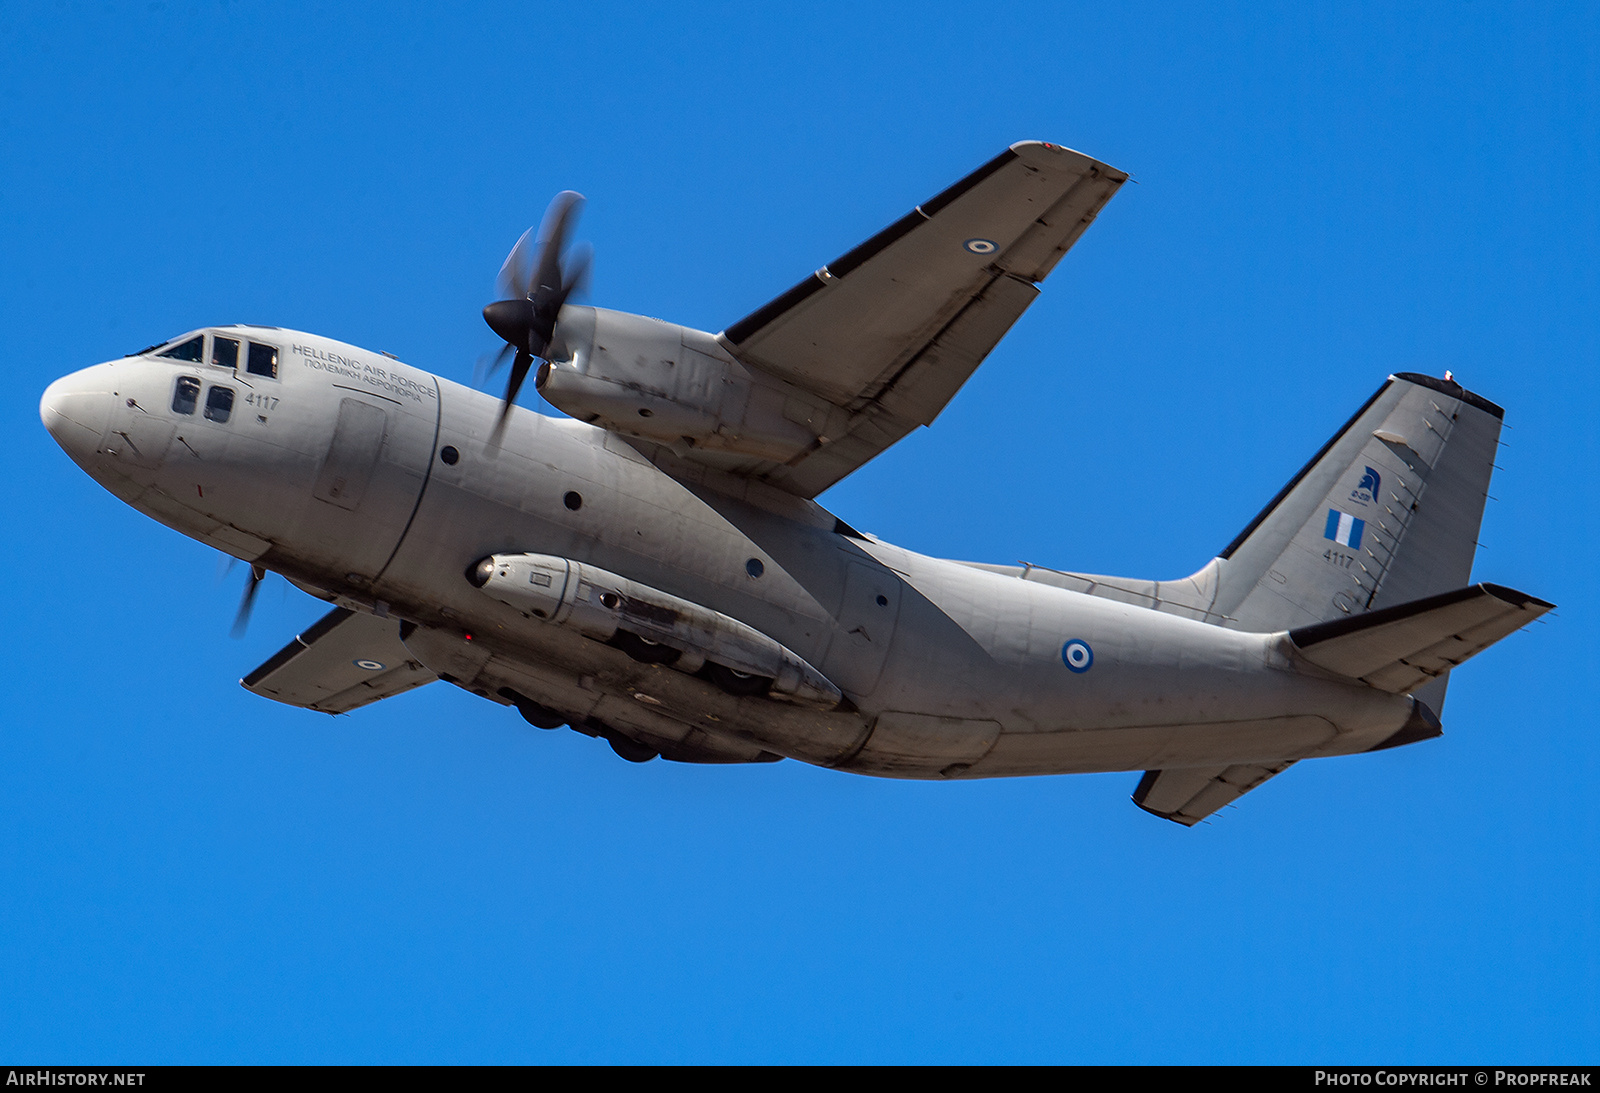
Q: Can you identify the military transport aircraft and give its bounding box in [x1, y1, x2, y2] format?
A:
[39, 141, 1550, 824]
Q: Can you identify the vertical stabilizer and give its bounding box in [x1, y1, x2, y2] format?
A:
[1206, 373, 1504, 648]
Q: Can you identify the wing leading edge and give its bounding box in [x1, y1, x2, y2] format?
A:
[718, 140, 1127, 497]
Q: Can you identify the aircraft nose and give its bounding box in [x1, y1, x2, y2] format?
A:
[40, 366, 112, 465]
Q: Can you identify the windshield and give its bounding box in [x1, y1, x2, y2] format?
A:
[157, 334, 204, 363]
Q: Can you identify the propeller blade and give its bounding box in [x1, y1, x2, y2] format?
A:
[531, 192, 585, 304]
[489, 349, 534, 445]
[505, 348, 534, 408]
[561, 243, 592, 308]
[525, 193, 585, 355]
[231, 563, 265, 638]
[495, 227, 535, 302]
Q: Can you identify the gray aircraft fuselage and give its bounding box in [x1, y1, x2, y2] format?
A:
[41, 325, 1421, 781]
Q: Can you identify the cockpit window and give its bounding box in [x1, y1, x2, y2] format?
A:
[204, 385, 234, 423]
[159, 336, 204, 363]
[172, 376, 200, 415]
[211, 336, 239, 370]
[246, 341, 278, 378]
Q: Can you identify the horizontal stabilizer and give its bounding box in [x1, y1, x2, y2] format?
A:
[1289, 583, 1552, 694]
[1132, 761, 1296, 826]
[242, 607, 436, 714]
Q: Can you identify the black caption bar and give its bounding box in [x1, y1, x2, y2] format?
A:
[2, 1065, 1596, 1078]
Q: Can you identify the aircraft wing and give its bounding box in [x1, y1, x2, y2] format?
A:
[719, 140, 1127, 498]
[241, 607, 436, 714]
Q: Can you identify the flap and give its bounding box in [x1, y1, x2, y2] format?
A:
[1132, 761, 1296, 826]
[241, 607, 436, 714]
[1289, 583, 1553, 694]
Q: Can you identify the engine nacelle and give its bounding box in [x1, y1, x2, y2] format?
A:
[540, 307, 850, 463]
[467, 551, 843, 710]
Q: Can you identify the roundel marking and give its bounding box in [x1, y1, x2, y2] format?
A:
[964, 238, 998, 255]
[1061, 640, 1094, 674]
[354, 659, 385, 671]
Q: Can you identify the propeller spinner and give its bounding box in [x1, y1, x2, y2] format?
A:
[482, 191, 589, 436]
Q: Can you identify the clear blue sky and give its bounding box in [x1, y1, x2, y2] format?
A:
[3, 1, 1596, 1063]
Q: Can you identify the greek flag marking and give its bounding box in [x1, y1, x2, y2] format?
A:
[1324, 509, 1364, 550]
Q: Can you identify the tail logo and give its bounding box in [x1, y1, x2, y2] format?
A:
[1324, 509, 1365, 550]
[1349, 466, 1381, 506]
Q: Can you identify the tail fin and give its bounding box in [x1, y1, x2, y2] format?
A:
[1013, 371, 1516, 710]
[1205, 372, 1504, 633]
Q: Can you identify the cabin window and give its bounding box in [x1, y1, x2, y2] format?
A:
[172, 376, 200, 415]
[211, 336, 239, 370]
[246, 341, 278, 378]
[204, 385, 235, 423]
[159, 336, 204, 363]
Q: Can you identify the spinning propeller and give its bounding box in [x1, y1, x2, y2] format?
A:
[482, 191, 589, 439]
[228, 561, 267, 638]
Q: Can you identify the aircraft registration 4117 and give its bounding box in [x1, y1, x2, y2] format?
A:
[40, 141, 1550, 824]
